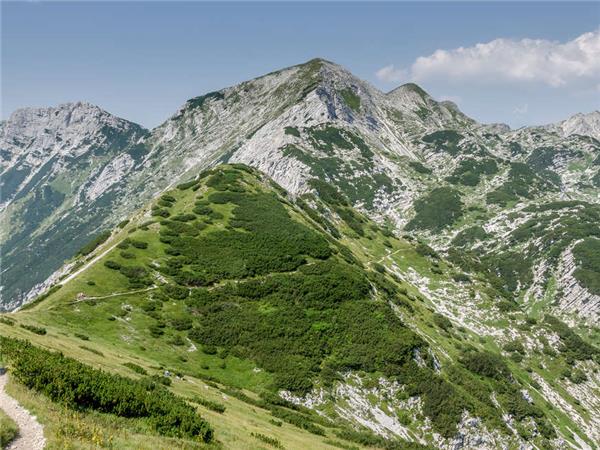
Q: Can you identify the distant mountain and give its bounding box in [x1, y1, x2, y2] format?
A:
[2, 59, 599, 331]
[543, 110, 600, 140]
[0, 102, 148, 309]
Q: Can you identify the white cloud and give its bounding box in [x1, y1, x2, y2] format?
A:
[375, 65, 408, 83]
[377, 30, 600, 87]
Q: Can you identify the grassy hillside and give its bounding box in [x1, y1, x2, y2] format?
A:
[1, 164, 598, 449]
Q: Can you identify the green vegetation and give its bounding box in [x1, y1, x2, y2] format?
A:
[451, 226, 488, 248]
[572, 237, 600, 295]
[339, 88, 361, 112]
[432, 313, 452, 332]
[446, 158, 498, 186]
[0, 337, 213, 442]
[191, 396, 226, 414]
[408, 161, 432, 175]
[2, 162, 591, 448]
[251, 432, 285, 449]
[284, 126, 301, 137]
[421, 130, 463, 155]
[487, 162, 558, 206]
[19, 324, 47, 335]
[406, 187, 464, 231]
[0, 409, 18, 449]
[77, 230, 111, 256]
[123, 362, 148, 375]
[335, 428, 431, 449]
[461, 350, 510, 380]
[185, 91, 224, 111]
[544, 315, 598, 361]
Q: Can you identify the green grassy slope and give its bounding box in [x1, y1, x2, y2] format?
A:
[1, 164, 598, 449]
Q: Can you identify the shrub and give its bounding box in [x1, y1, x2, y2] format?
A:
[406, 187, 464, 231]
[544, 315, 598, 361]
[269, 407, 325, 436]
[433, 313, 453, 332]
[169, 335, 185, 346]
[19, 284, 62, 311]
[409, 161, 432, 175]
[0, 317, 15, 326]
[123, 362, 148, 375]
[104, 260, 121, 270]
[415, 242, 438, 258]
[372, 263, 386, 273]
[162, 284, 189, 300]
[192, 397, 226, 414]
[422, 130, 463, 155]
[0, 337, 212, 441]
[503, 341, 525, 354]
[149, 324, 165, 338]
[497, 300, 519, 312]
[20, 324, 47, 335]
[336, 427, 430, 449]
[284, 126, 301, 137]
[80, 346, 104, 356]
[202, 345, 218, 355]
[77, 231, 111, 256]
[572, 238, 600, 295]
[177, 179, 199, 190]
[461, 350, 510, 380]
[570, 369, 588, 384]
[251, 432, 284, 449]
[129, 239, 148, 249]
[170, 316, 193, 331]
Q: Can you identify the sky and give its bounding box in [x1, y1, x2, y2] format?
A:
[2, 1, 599, 129]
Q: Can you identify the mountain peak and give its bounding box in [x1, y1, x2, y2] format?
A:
[4, 101, 144, 133]
[388, 82, 431, 99]
[545, 110, 600, 140]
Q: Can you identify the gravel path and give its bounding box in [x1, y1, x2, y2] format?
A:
[0, 371, 46, 450]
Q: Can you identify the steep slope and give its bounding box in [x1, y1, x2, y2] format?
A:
[1, 164, 599, 449]
[0, 103, 149, 309]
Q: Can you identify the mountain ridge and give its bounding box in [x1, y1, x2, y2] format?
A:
[2, 59, 600, 332]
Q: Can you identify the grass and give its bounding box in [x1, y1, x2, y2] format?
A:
[0, 323, 356, 450]
[0, 409, 18, 449]
[1, 164, 597, 449]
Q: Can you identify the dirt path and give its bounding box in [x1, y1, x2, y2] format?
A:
[68, 285, 158, 305]
[0, 372, 45, 450]
[59, 240, 121, 287]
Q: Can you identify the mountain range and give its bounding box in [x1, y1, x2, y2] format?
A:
[1, 58, 599, 449]
[2, 59, 599, 320]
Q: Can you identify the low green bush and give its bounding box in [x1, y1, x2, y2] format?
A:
[123, 362, 148, 375]
[0, 337, 212, 442]
[77, 231, 111, 256]
[192, 396, 226, 414]
[20, 324, 47, 335]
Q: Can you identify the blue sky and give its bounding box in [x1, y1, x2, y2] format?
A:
[2, 1, 599, 128]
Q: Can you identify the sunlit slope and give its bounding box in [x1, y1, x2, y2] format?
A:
[1, 164, 598, 449]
